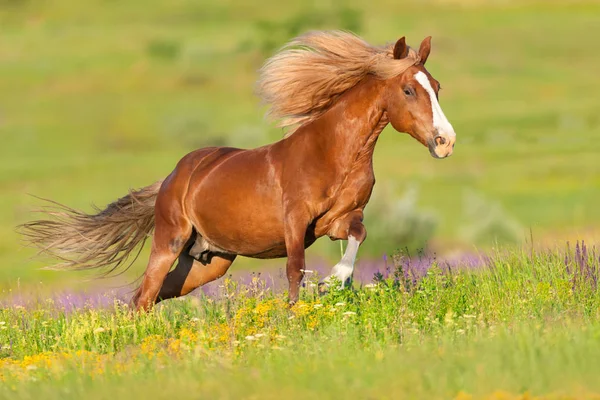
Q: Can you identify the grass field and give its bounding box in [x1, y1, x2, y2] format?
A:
[1, 245, 600, 398]
[1, 0, 600, 287]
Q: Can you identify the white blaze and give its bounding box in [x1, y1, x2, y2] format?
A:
[414, 71, 455, 138]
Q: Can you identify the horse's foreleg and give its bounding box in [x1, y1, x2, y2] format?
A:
[283, 211, 309, 306]
[324, 211, 367, 288]
[157, 253, 236, 301]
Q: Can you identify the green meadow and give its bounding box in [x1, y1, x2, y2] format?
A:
[1, 248, 600, 398]
[1, 0, 599, 286]
[1, 1, 600, 398]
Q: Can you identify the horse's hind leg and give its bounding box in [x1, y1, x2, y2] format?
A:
[133, 204, 192, 311]
[157, 252, 236, 301]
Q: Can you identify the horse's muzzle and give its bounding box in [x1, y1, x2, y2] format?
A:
[429, 134, 455, 159]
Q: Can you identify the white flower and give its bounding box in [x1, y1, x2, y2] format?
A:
[245, 335, 256, 341]
[334, 302, 346, 307]
[313, 304, 323, 309]
[26, 365, 37, 371]
[300, 269, 314, 274]
[342, 311, 357, 316]
[254, 333, 265, 338]
[364, 283, 377, 289]
[275, 334, 286, 340]
[94, 327, 106, 334]
[0, 321, 5, 325]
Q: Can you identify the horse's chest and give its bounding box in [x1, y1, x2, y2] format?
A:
[335, 167, 375, 207]
[318, 165, 375, 221]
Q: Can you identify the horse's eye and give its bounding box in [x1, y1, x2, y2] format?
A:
[403, 89, 412, 96]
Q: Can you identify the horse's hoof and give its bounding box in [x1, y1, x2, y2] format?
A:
[317, 281, 329, 296]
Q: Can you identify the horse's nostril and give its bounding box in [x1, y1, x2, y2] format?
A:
[435, 136, 446, 146]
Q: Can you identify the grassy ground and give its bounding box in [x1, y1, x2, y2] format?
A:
[1, 246, 599, 398]
[1, 0, 599, 287]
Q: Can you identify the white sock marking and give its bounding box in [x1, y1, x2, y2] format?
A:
[414, 71, 455, 138]
[325, 235, 360, 287]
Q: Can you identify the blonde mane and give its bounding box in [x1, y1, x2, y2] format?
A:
[256, 30, 421, 133]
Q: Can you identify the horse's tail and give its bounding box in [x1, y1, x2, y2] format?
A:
[19, 181, 163, 277]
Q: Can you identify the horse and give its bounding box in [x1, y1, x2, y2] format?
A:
[20, 31, 456, 310]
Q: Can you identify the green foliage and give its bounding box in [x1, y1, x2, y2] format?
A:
[459, 189, 524, 245]
[146, 38, 181, 61]
[1, 0, 600, 288]
[242, 3, 363, 57]
[363, 186, 437, 256]
[1, 250, 600, 397]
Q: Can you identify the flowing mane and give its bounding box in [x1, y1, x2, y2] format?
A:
[256, 30, 421, 132]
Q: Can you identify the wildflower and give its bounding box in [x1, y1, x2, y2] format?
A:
[94, 327, 106, 334]
[334, 302, 346, 307]
[300, 269, 314, 274]
[255, 333, 265, 338]
[0, 321, 5, 325]
[288, 316, 295, 320]
[26, 365, 37, 371]
[364, 283, 377, 288]
[313, 304, 323, 309]
[456, 329, 466, 334]
[343, 311, 356, 316]
[190, 317, 200, 322]
[245, 335, 256, 341]
[275, 334, 286, 340]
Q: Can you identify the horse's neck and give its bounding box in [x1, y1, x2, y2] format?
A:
[309, 77, 388, 171]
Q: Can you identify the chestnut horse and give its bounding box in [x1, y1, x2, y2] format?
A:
[21, 31, 456, 310]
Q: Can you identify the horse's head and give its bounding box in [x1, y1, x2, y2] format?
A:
[384, 37, 456, 159]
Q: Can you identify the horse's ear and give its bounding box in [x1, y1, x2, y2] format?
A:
[393, 37, 409, 60]
[418, 36, 432, 65]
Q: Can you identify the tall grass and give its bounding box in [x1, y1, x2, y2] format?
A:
[1, 246, 599, 398]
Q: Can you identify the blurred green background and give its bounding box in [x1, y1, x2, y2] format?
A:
[1, 0, 599, 289]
